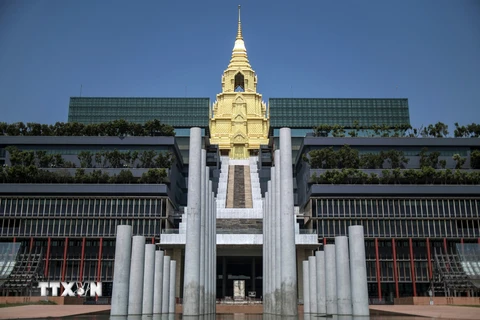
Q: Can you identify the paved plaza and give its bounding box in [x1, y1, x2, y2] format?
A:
[1, 304, 480, 319]
[0, 305, 110, 319]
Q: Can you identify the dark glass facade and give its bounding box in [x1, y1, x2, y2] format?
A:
[269, 98, 410, 128]
[68, 97, 210, 128]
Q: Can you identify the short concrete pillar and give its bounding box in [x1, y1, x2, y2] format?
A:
[111, 225, 132, 316]
[183, 127, 202, 315]
[335, 236, 352, 315]
[142, 244, 156, 314]
[308, 255, 317, 313]
[169, 260, 176, 314]
[349, 226, 370, 316]
[315, 250, 326, 314]
[162, 256, 171, 314]
[274, 150, 282, 314]
[128, 235, 146, 315]
[279, 128, 297, 316]
[302, 260, 310, 314]
[153, 250, 164, 314]
[325, 244, 337, 315]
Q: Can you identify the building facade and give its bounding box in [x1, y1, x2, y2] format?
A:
[295, 137, 480, 298]
[1, 6, 479, 301]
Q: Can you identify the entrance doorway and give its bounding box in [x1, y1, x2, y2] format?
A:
[217, 256, 262, 300]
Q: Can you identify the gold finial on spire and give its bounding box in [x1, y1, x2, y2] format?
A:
[237, 5, 243, 40]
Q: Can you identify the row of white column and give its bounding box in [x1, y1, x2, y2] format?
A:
[263, 128, 298, 316]
[302, 225, 369, 316]
[183, 127, 217, 316]
[110, 225, 177, 316]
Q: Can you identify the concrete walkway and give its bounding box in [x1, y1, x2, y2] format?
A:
[370, 305, 480, 319]
[0, 305, 110, 319]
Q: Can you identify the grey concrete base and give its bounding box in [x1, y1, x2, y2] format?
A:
[128, 235, 145, 315]
[325, 244, 337, 315]
[142, 244, 156, 314]
[335, 236, 352, 315]
[349, 225, 370, 316]
[111, 225, 132, 316]
[153, 250, 164, 314]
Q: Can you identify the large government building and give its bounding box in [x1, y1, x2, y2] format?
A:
[1, 6, 479, 302]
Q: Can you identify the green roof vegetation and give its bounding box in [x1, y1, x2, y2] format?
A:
[1, 146, 173, 184]
[305, 145, 480, 185]
[0, 119, 175, 136]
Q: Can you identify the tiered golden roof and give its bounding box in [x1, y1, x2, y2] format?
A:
[209, 5, 270, 159]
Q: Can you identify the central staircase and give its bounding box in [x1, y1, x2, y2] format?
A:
[226, 164, 252, 208]
[217, 157, 263, 219]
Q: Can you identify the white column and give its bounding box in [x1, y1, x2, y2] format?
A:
[302, 260, 310, 314]
[315, 250, 326, 315]
[205, 175, 210, 314]
[262, 193, 267, 313]
[208, 179, 217, 314]
[279, 128, 297, 316]
[213, 189, 217, 314]
[110, 225, 132, 316]
[265, 179, 271, 314]
[349, 225, 369, 316]
[270, 171, 275, 314]
[169, 260, 177, 314]
[128, 235, 145, 315]
[335, 236, 352, 315]
[142, 244, 156, 314]
[162, 255, 171, 314]
[325, 244, 337, 315]
[183, 127, 202, 315]
[199, 150, 206, 315]
[206, 174, 212, 314]
[308, 255, 317, 313]
[274, 150, 282, 314]
[270, 168, 276, 314]
[153, 250, 164, 314]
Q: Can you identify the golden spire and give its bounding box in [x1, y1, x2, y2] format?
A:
[229, 4, 250, 68]
[237, 5, 242, 40]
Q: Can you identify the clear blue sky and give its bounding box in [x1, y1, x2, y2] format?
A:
[1, 0, 479, 132]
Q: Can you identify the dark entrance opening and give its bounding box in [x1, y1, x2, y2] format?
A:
[217, 256, 263, 300]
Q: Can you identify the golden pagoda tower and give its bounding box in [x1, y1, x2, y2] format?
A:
[209, 5, 270, 159]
